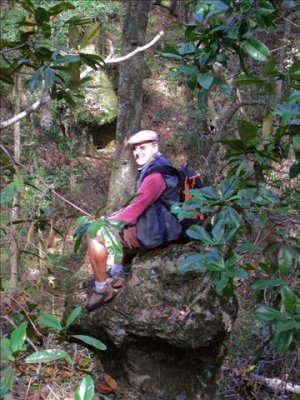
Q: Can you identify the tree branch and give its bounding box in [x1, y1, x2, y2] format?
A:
[250, 373, 300, 394]
[0, 31, 164, 131]
[105, 30, 164, 63]
[281, 16, 300, 29]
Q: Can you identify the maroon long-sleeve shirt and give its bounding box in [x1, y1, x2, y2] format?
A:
[109, 173, 166, 225]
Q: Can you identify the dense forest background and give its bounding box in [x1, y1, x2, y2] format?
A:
[0, 0, 299, 399]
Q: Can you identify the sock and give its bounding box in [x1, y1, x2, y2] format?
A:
[94, 281, 106, 294]
[110, 263, 124, 277]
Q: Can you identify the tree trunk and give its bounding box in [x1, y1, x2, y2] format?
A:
[10, 74, 21, 295]
[106, 0, 151, 213]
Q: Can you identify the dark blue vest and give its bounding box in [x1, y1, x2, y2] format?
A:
[136, 156, 182, 248]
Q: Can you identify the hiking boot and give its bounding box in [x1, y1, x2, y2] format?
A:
[85, 285, 117, 312]
[83, 273, 125, 290]
[107, 273, 125, 289]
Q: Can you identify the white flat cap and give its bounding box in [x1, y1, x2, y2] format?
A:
[127, 130, 158, 146]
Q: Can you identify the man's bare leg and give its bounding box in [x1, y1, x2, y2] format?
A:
[87, 233, 108, 283]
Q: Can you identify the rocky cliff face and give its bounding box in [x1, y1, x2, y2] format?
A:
[66, 242, 238, 399]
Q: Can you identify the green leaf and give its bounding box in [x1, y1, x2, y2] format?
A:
[258, 1, 275, 15]
[236, 73, 264, 86]
[281, 286, 298, 314]
[254, 279, 286, 291]
[186, 225, 215, 245]
[20, 0, 35, 14]
[101, 225, 123, 262]
[0, 366, 15, 393]
[290, 162, 300, 179]
[80, 22, 102, 50]
[0, 182, 17, 204]
[277, 320, 296, 333]
[10, 321, 28, 354]
[278, 245, 294, 275]
[198, 88, 208, 115]
[106, 219, 126, 233]
[288, 90, 300, 104]
[56, 90, 76, 107]
[238, 120, 258, 144]
[220, 178, 238, 199]
[242, 38, 270, 62]
[178, 65, 198, 76]
[259, 187, 279, 204]
[235, 242, 262, 254]
[76, 215, 90, 226]
[87, 220, 104, 239]
[79, 53, 103, 70]
[25, 349, 71, 364]
[0, 338, 15, 361]
[258, 212, 267, 227]
[211, 219, 225, 243]
[289, 59, 300, 74]
[29, 68, 43, 92]
[272, 329, 293, 353]
[177, 42, 195, 56]
[74, 235, 84, 255]
[199, 186, 219, 200]
[41, 22, 51, 38]
[65, 306, 82, 328]
[74, 375, 94, 400]
[221, 206, 241, 227]
[44, 66, 55, 90]
[225, 255, 239, 269]
[177, 252, 213, 274]
[48, 2, 75, 16]
[67, 16, 93, 25]
[255, 306, 290, 321]
[71, 335, 106, 351]
[215, 274, 229, 296]
[160, 52, 183, 60]
[226, 268, 248, 279]
[197, 73, 214, 90]
[34, 6, 49, 25]
[38, 314, 62, 332]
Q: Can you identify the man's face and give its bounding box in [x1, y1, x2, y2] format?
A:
[132, 141, 158, 167]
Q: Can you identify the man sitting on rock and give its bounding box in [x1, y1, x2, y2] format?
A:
[85, 130, 183, 311]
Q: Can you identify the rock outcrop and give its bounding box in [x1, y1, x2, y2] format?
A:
[66, 242, 238, 399]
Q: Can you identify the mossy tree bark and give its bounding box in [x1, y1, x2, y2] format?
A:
[106, 0, 151, 213]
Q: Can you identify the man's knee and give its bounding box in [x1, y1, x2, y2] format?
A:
[87, 234, 107, 257]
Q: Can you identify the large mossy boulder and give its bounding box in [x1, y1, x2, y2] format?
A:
[66, 242, 238, 399]
[76, 68, 118, 147]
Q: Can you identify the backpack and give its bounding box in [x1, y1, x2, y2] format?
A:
[141, 163, 206, 233]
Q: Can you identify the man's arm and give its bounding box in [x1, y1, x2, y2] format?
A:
[109, 173, 166, 225]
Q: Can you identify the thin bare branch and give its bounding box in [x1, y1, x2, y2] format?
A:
[0, 96, 48, 130]
[8, 295, 43, 338]
[250, 373, 300, 394]
[105, 30, 164, 63]
[282, 16, 300, 29]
